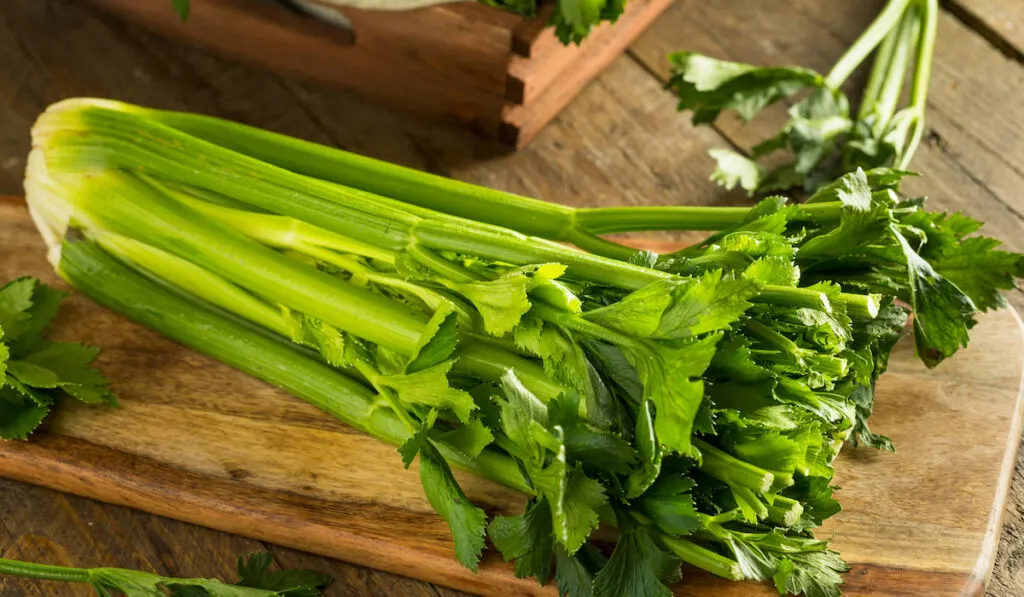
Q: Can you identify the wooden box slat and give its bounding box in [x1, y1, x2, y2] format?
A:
[78, 0, 673, 147]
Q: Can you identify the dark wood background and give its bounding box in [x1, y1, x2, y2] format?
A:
[1, 0, 1023, 595]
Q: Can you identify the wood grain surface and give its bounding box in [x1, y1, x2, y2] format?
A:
[2, 0, 1024, 596]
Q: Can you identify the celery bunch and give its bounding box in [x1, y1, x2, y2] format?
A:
[24, 99, 1023, 597]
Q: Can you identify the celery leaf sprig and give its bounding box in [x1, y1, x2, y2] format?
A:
[0, 276, 115, 440]
[668, 0, 938, 194]
[0, 552, 332, 597]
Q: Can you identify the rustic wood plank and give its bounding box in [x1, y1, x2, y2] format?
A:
[945, 0, 1024, 62]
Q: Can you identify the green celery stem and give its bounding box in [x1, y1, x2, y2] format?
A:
[869, 7, 919, 135]
[825, 0, 915, 88]
[656, 534, 744, 581]
[120, 102, 849, 238]
[858, 17, 901, 121]
[902, 0, 938, 168]
[565, 227, 647, 262]
[135, 106, 578, 240]
[754, 286, 831, 313]
[58, 239, 531, 494]
[838, 292, 881, 320]
[766, 496, 804, 527]
[694, 439, 774, 494]
[0, 559, 91, 583]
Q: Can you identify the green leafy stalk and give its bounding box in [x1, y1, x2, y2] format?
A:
[668, 0, 937, 194]
[0, 552, 332, 597]
[0, 276, 115, 440]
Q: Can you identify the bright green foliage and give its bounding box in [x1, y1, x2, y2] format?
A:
[0, 278, 114, 440]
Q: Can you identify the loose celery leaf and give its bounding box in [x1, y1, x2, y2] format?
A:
[709, 149, 764, 194]
[0, 278, 37, 343]
[668, 52, 823, 124]
[754, 88, 852, 187]
[7, 360, 62, 388]
[592, 522, 677, 597]
[5, 281, 67, 356]
[235, 552, 333, 597]
[21, 342, 115, 405]
[490, 498, 555, 583]
[88, 552, 332, 596]
[0, 390, 49, 440]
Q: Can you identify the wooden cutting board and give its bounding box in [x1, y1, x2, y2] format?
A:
[1, 196, 1022, 597]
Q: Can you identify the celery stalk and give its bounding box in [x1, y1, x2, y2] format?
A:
[58, 237, 531, 493]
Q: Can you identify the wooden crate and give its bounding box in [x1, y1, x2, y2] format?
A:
[79, 0, 673, 148]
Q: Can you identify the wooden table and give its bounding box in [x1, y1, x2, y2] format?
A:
[1, 0, 1023, 595]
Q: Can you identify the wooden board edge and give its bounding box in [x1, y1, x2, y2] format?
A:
[964, 305, 1024, 595]
[0, 434, 555, 597]
[80, 0, 513, 137]
[499, 0, 673, 148]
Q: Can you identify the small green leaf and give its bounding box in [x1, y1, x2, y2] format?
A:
[0, 390, 49, 440]
[170, 0, 190, 21]
[709, 149, 764, 195]
[7, 360, 62, 388]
